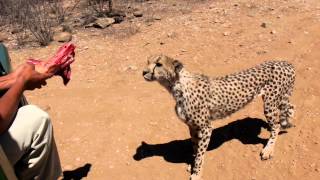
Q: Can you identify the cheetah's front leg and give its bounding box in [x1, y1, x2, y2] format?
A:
[190, 124, 212, 180]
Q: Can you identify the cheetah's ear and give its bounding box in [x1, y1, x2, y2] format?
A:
[173, 59, 183, 73]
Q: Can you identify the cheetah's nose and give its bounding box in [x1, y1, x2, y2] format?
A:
[142, 70, 148, 76]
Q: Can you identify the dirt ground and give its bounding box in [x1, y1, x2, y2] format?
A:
[5, 0, 320, 179]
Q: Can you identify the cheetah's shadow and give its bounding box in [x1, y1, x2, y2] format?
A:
[133, 118, 272, 165]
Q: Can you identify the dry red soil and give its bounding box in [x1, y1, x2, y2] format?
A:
[6, 0, 320, 179]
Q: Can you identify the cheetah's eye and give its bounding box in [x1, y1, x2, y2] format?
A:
[155, 62, 162, 67]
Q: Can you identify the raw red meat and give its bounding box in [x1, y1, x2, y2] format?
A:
[27, 43, 76, 85]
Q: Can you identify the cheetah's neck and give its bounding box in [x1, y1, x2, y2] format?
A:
[171, 69, 195, 101]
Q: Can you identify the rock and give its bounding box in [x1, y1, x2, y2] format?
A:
[223, 31, 230, 36]
[146, 22, 153, 26]
[181, 49, 187, 52]
[113, 16, 124, 24]
[256, 50, 267, 55]
[153, 16, 161, 20]
[0, 32, 9, 42]
[261, 22, 267, 28]
[123, 65, 138, 72]
[133, 11, 143, 17]
[53, 32, 72, 42]
[90, 17, 115, 29]
[167, 32, 176, 38]
[270, 30, 276, 34]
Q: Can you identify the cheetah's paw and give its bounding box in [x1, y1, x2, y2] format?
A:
[190, 173, 202, 180]
[260, 146, 274, 160]
[186, 164, 192, 173]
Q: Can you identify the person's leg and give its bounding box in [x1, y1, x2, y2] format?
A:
[0, 105, 61, 180]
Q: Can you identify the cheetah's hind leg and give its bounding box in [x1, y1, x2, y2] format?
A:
[279, 95, 295, 129]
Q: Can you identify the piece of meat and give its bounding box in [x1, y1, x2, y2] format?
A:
[27, 43, 76, 85]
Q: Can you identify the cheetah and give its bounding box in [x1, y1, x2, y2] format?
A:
[142, 55, 295, 180]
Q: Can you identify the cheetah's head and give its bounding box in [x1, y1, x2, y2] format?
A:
[142, 54, 183, 83]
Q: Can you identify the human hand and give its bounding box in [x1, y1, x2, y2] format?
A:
[27, 43, 76, 85]
[14, 63, 48, 90]
[28, 55, 74, 78]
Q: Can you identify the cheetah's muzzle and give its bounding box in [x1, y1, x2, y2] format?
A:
[142, 70, 154, 81]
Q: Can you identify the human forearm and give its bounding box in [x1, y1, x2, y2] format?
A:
[0, 73, 16, 90]
[0, 77, 25, 134]
[0, 63, 51, 134]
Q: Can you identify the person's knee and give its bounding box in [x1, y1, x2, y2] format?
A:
[16, 105, 52, 134]
[1, 105, 53, 165]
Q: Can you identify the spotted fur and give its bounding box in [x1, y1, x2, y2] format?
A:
[142, 55, 295, 180]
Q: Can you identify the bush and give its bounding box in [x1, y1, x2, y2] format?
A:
[0, 0, 66, 46]
[88, 0, 113, 16]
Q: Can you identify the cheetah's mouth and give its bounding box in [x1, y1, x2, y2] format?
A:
[143, 73, 154, 81]
[143, 70, 154, 81]
[143, 65, 156, 81]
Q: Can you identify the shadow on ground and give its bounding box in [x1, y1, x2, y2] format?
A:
[133, 117, 270, 164]
[62, 163, 92, 180]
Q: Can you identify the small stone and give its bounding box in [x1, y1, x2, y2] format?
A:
[261, 22, 267, 28]
[124, 65, 138, 72]
[146, 22, 153, 26]
[223, 31, 230, 36]
[114, 16, 124, 24]
[213, 18, 222, 23]
[270, 30, 276, 34]
[256, 50, 267, 55]
[53, 32, 72, 42]
[91, 18, 115, 29]
[181, 49, 187, 52]
[154, 16, 161, 20]
[76, 157, 81, 161]
[167, 32, 176, 38]
[160, 42, 165, 45]
[133, 11, 143, 17]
